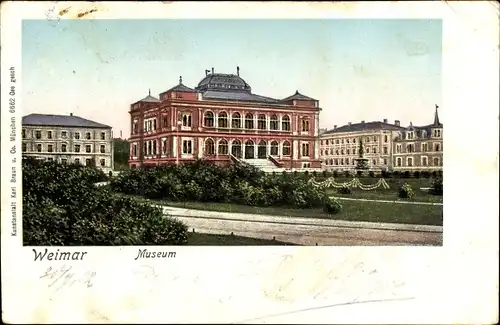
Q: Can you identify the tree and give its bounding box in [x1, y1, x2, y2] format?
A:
[113, 138, 130, 170]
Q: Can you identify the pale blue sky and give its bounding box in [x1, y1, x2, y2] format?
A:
[22, 19, 441, 137]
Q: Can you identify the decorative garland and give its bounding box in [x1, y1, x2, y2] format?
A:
[308, 177, 390, 191]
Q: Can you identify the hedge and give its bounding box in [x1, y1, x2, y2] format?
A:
[23, 159, 188, 246]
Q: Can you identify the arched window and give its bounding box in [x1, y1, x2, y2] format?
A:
[329, 158, 333, 165]
[334, 159, 338, 165]
[435, 143, 441, 152]
[231, 113, 241, 129]
[384, 135, 388, 142]
[281, 141, 291, 156]
[245, 113, 254, 129]
[204, 111, 214, 127]
[373, 147, 377, 154]
[270, 115, 279, 130]
[218, 139, 228, 155]
[347, 149, 350, 155]
[205, 138, 215, 155]
[182, 113, 192, 127]
[397, 158, 402, 167]
[218, 112, 228, 128]
[407, 157, 413, 167]
[433, 157, 440, 166]
[258, 140, 267, 158]
[282, 115, 291, 131]
[231, 139, 242, 158]
[258, 114, 266, 129]
[270, 141, 279, 156]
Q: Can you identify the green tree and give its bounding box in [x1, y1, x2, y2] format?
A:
[113, 138, 130, 170]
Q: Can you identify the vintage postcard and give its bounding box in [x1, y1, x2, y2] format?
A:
[1, 1, 498, 323]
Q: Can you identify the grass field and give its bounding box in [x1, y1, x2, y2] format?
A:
[187, 232, 297, 245]
[320, 177, 443, 203]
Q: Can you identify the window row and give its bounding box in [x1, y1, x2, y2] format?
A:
[395, 143, 441, 153]
[395, 156, 441, 167]
[324, 158, 385, 166]
[203, 112, 298, 131]
[42, 157, 108, 167]
[23, 129, 106, 140]
[22, 143, 107, 153]
[321, 135, 389, 146]
[322, 146, 389, 156]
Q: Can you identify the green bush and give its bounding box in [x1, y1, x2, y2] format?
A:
[344, 170, 350, 178]
[403, 171, 411, 178]
[22, 159, 188, 246]
[421, 171, 431, 178]
[398, 183, 415, 199]
[429, 178, 443, 196]
[323, 197, 342, 214]
[337, 185, 352, 195]
[369, 171, 375, 178]
[393, 170, 401, 178]
[332, 170, 338, 178]
[413, 171, 421, 178]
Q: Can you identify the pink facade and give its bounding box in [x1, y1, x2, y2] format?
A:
[128, 70, 322, 169]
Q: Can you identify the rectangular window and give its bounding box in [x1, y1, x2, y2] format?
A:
[75, 132, 80, 140]
[100, 159, 106, 167]
[85, 158, 92, 166]
[47, 131, 53, 139]
[75, 158, 80, 165]
[47, 145, 53, 153]
[422, 157, 428, 166]
[301, 119, 309, 132]
[61, 131, 67, 138]
[421, 143, 428, 152]
[22, 143, 27, 152]
[301, 143, 310, 157]
[383, 158, 388, 165]
[182, 114, 192, 127]
[100, 145, 106, 153]
[37, 144, 42, 152]
[383, 147, 388, 154]
[182, 140, 192, 154]
[61, 144, 67, 152]
[153, 119, 157, 131]
[61, 159, 67, 165]
[162, 116, 168, 128]
[100, 132, 106, 140]
[396, 145, 401, 153]
[75, 145, 80, 153]
[133, 144, 137, 156]
[86, 145, 92, 153]
[35, 130, 42, 139]
[22, 129, 26, 139]
[86, 132, 92, 140]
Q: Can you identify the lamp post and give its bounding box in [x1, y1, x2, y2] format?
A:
[176, 120, 182, 165]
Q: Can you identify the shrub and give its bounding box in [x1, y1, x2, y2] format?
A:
[322, 170, 328, 178]
[22, 159, 189, 246]
[337, 185, 352, 195]
[421, 171, 431, 178]
[432, 171, 438, 178]
[393, 170, 400, 178]
[323, 197, 342, 214]
[413, 171, 421, 179]
[344, 170, 350, 178]
[398, 183, 415, 199]
[312, 171, 317, 177]
[403, 171, 411, 178]
[356, 170, 363, 177]
[381, 170, 392, 178]
[332, 170, 338, 178]
[369, 171, 375, 178]
[429, 178, 443, 196]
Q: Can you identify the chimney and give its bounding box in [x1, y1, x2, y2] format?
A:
[361, 120, 365, 124]
[211, 67, 214, 74]
[237, 66, 240, 76]
[348, 122, 352, 126]
[70, 113, 73, 116]
[120, 130, 123, 138]
[395, 120, 400, 126]
[383, 118, 388, 123]
[333, 125, 337, 130]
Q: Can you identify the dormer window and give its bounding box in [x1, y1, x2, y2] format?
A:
[407, 131, 414, 139]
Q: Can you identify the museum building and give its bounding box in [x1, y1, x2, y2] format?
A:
[128, 67, 322, 170]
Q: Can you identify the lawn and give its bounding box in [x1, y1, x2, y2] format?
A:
[321, 177, 443, 203]
[122, 195, 443, 226]
[187, 232, 298, 245]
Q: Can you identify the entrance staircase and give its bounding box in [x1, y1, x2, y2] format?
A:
[241, 158, 281, 173]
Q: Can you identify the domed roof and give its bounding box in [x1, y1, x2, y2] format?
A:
[195, 73, 251, 93]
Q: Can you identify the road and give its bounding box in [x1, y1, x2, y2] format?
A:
[161, 207, 443, 246]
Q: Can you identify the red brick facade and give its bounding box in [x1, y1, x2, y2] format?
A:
[128, 71, 322, 169]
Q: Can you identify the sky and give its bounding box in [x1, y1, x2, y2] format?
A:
[22, 19, 441, 137]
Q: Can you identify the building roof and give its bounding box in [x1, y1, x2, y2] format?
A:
[201, 90, 279, 103]
[22, 113, 111, 129]
[282, 90, 316, 101]
[323, 121, 405, 135]
[196, 72, 252, 93]
[164, 76, 195, 93]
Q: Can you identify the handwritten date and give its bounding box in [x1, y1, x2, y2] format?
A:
[40, 265, 96, 291]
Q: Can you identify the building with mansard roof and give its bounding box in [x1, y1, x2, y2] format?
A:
[128, 67, 322, 171]
[319, 106, 443, 172]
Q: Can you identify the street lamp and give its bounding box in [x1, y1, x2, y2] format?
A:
[176, 120, 182, 165]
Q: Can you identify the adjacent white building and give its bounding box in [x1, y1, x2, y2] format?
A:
[22, 113, 114, 173]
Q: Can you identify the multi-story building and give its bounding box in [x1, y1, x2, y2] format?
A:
[128, 67, 322, 170]
[22, 113, 114, 173]
[319, 106, 443, 173]
[319, 119, 405, 172]
[392, 106, 443, 171]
